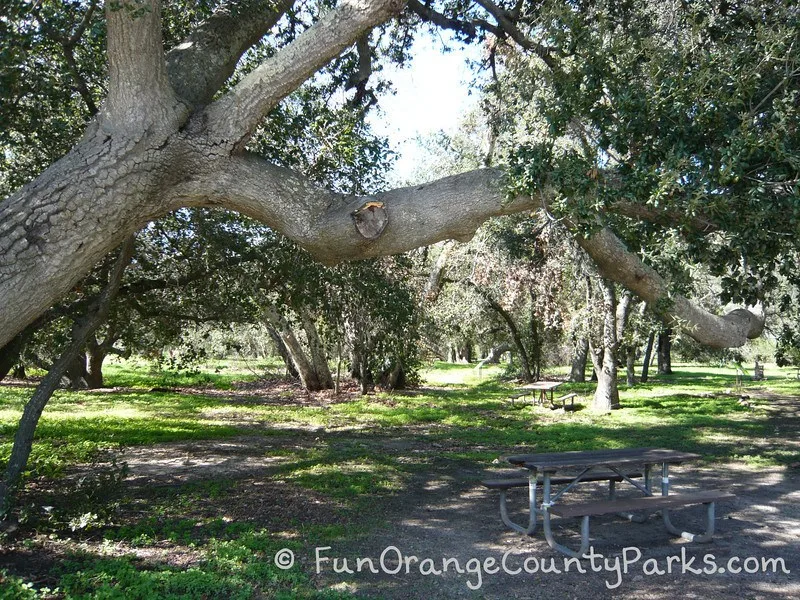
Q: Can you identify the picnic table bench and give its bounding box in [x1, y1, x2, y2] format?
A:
[485, 448, 735, 558]
[482, 469, 643, 535]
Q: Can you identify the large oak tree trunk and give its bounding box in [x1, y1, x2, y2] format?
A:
[86, 339, 107, 389]
[66, 353, 90, 389]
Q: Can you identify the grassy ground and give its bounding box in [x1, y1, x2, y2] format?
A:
[1, 360, 798, 598]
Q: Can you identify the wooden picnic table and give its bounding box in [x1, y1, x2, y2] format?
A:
[491, 447, 734, 558]
[519, 381, 562, 406]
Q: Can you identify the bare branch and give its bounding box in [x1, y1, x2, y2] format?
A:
[165, 0, 295, 107]
[205, 0, 406, 152]
[473, 0, 556, 67]
[406, 0, 486, 38]
[67, 0, 99, 47]
[610, 200, 720, 234]
[32, 0, 99, 115]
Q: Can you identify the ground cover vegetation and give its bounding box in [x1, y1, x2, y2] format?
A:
[1, 361, 798, 597]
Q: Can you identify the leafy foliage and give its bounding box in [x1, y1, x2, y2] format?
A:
[500, 0, 800, 304]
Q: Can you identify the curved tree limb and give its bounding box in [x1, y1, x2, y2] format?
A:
[172, 157, 763, 348]
[168, 157, 544, 262]
[205, 0, 406, 152]
[574, 226, 765, 348]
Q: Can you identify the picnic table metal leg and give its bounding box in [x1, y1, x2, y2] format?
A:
[541, 472, 590, 559]
[658, 462, 718, 543]
[662, 500, 717, 543]
[498, 472, 540, 535]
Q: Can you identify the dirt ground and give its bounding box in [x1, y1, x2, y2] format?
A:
[1, 388, 798, 599]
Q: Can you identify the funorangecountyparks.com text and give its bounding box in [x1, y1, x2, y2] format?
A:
[273, 545, 792, 590]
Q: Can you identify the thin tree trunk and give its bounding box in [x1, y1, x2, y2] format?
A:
[657, 328, 673, 375]
[1, 236, 134, 517]
[593, 346, 620, 411]
[358, 354, 370, 395]
[591, 279, 621, 411]
[265, 326, 299, 378]
[569, 336, 589, 383]
[482, 293, 533, 381]
[423, 241, 454, 303]
[641, 330, 656, 383]
[626, 346, 636, 386]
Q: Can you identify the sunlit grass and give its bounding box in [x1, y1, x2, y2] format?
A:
[1, 360, 798, 598]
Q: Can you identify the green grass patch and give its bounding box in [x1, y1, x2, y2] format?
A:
[1, 359, 798, 599]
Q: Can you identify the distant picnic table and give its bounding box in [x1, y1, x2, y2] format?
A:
[509, 381, 576, 410]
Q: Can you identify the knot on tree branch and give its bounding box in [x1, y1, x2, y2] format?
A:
[351, 200, 389, 239]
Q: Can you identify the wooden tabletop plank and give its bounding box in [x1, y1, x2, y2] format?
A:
[520, 381, 563, 390]
[506, 448, 700, 471]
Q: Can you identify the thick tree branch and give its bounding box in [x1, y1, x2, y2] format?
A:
[575, 226, 764, 348]
[168, 157, 544, 262]
[103, 0, 182, 131]
[205, 0, 406, 152]
[171, 157, 763, 348]
[165, 0, 294, 107]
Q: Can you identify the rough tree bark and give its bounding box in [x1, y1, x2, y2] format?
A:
[625, 347, 636, 386]
[298, 309, 334, 390]
[0, 0, 766, 356]
[264, 307, 330, 391]
[423, 241, 455, 303]
[588, 280, 629, 411]
[265, 325, 300, 379]
[0, 237, 134, 516]
[569, 336, 589, 383]
[85, 330, 121, 389]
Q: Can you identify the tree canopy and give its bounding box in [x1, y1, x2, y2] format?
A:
[1, 0, 797, 354]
